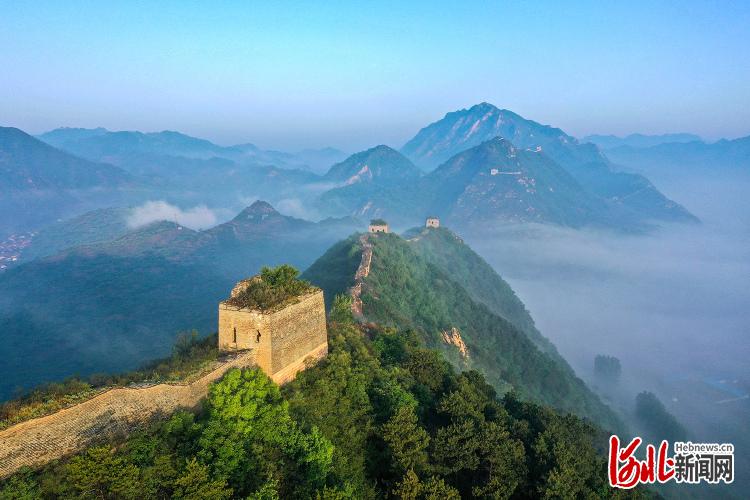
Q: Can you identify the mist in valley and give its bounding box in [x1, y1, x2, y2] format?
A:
[466, 171, 750, 494]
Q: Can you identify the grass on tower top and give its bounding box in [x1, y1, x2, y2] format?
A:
[226, 264, 316, 311]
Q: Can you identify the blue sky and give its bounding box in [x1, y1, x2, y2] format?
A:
[1, 1, 748, 150]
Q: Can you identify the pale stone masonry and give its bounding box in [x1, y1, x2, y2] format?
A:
[368, 219, 389, 233]
[218, 287, 328, 385]
[0, 350, 256, 478]
[350, 234, 373, 320]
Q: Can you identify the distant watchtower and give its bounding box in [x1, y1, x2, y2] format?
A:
[368, 219, 389, 233]
[425, 216, 440, 228]
[218, 269, 328, 384]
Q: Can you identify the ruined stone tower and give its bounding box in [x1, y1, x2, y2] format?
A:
[218, 277, 328, 384]
[368, 218, 389, 233]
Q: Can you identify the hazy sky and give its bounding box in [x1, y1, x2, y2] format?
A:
[2, 1, 749, 150]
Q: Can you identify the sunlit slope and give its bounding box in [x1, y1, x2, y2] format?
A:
[304, 232, 622, 430]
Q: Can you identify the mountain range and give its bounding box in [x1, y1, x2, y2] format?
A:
[604, 135, 750, 174]
[0, 201, 359, 399]
[583, 133, 703, 150]
[0, 127, 133, 237]
[1, 102, 715, 239]
[38, 127, 347, 174]
[399, 103, 697, 226]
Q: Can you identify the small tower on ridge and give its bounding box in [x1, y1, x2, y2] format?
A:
[368, 219, 389, 233]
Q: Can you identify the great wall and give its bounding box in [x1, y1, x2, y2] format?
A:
[0, 350, 256, 478]
[0, 277, 329, 479]
[350, 234, 373, 320]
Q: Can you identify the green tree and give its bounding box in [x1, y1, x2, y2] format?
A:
[173, 458, 232, 500]
[472, 421, 526, 499]
[62, 446, 141, 499]
[0, 471, 39, 500]
[199, 368, 333, 497]
[393, 469, 422, 500]
[382, 406, 430, 476]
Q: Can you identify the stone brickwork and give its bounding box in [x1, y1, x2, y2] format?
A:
[350, 234, 372, 320]
[218, 289, 328, 384]
[0, 350, 256, 479]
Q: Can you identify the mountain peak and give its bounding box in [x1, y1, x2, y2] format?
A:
[324, 144, 421, 184]
[470, 101, 499, 113]
[235, 200, 279, 220]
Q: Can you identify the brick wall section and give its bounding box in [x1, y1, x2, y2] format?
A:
[0, 350, 256, 479]
[350, 235, 372, 320]
[218, 290, 328, 384]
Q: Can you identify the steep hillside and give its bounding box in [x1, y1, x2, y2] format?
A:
[0, 127, 134, 236]
[401, 103, 697, 225]
[404, 226, 557, 356]
[17, 207, 131, 263]
[324, 145, 421, 185]
[420, 137, 615, 227]
[0, 127, 131, 191]
[316, 146, 424, 221]
[0, 253, 226, 400]
[304, 232, 621, 430]
[0, 202, 359, 399]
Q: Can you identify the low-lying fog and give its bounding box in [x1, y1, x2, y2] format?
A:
[467, 172, 749, 494]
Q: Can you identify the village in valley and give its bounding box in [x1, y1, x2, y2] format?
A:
[0, 232, 34, 271]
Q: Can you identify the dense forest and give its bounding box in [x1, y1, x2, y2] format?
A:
[0, 297, 653, 499]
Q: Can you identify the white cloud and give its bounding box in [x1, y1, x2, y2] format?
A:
[276, 198, 308, 219]
[127, 201, 218, 230]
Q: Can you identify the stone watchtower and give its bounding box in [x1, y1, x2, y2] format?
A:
[368, 218, 389, 233]
[218, 276, 328, 384]
[425, 216, 440, 228]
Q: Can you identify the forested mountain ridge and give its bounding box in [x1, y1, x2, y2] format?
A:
[303, 230, 622, 431]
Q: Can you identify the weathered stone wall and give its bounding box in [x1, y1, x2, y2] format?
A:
[0, 350, 256, 479]
[218, 291, 328, 384]
[218, 304, 271, 370]
[268, 291, 327, 375]
[350, 234, 372, 320]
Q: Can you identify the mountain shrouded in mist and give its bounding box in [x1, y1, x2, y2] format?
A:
[0, 127, 133, 237]
[583, 133, 703, 150]
[323, 145, 421, 185]
[0, 201, 359, 399]
[418, 137, 612, 227]
[604, 135, 750, 174]
[0, 127, 132, 191]
[38, 127, 345, 174]
[401, 103, 697, 225]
